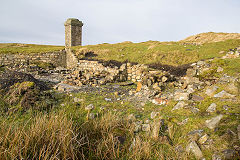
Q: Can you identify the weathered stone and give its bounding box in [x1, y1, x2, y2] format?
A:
[134, 124, 142, 133]
[222, 105, 230, 111]
[144, 119, 150, 124]
[213, 90, 235, 98]
[198, 134, 209, 144]
[136, 82, 142, 92]
[212, 154, 222, 160]
[152, 98, 168, 105]
[142, 124, 151, 132]
[147, 79, 152, 86]
[186, 141, 203, 159]
[191, 107, 200, 114]
[217, 67, 223, 72]
[219, 75, 234, 83]
[127, 114, 136, 122]
[161, 76, 168, 82]
[119, 63, 127, 71]
[205, 115, 223, 129]
[175, 145, 184, 153]
[222, 149, 236, 160]
[192, 95, 204, 101]
[151, 119, 161, 139]
[152, 83, 161, 90]
[237, 125, 240, 140]
[105, 98, 112, 102]
[186, 68, 197, 77]
[100, 106, 105, 111]
[150, 112, 159, 119]
[178, 118, 189, 125]
[73, 97, 83, 103]
[197, 60, 206, 66]
[172, 101, 186, 111]
[89, 113, 97, 119]
[85, 104, 94, 111]
[206, 103, 217, 113]
[188, 130, 203, 141]
[174, 92, 190, 101]
[185, 77, 200, 85]
[205, 86, 218, 96]
[65, 18, 83, 47]
[187, 84, 195, 93]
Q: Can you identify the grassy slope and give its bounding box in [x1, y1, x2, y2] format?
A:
[73, 39, 240, 66]
[0, 43, 64, 54]
[180, 32, 240, 44]
[1, 32, 240, 67]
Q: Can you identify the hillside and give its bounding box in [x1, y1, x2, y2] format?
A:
[180, 32, 240, 44]
[73, 32, 240, 66]
[1, 32, 240, 67]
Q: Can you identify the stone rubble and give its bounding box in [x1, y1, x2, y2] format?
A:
[186, 141, 203, 159]
[206, 103, 217, 113]
[205, 115, 223, 130]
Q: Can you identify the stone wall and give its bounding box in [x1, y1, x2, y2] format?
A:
[64, 18, 83, 47]
[0, 50, 66, 67]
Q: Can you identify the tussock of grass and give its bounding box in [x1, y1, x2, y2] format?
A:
[0, 112, 79, 159]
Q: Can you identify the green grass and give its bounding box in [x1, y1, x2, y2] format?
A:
[0, 43, 64, 54]
[73, 39, 240, 66]
[0, 86, 239, 159]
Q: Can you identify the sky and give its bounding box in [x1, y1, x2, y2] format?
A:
[0, 0, 240, 46]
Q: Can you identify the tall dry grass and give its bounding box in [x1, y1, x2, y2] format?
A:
[0, 112, 189, 159]
[0, 112, 84, 160]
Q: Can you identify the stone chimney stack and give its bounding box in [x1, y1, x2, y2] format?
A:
[64, 18, 83, 47]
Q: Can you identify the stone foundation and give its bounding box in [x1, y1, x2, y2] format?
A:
[0, 50, 66, 67]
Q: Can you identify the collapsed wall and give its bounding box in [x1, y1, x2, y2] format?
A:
[63, 49, 174, 89]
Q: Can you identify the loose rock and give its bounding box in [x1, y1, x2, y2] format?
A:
[186, 141, 203, 159]
[214, 90, 235, 98]
[89, 113, 97, 119]
[142, 124, 151, 132]
[85, 104, 94, 111]
[198, 134, 209, 144]
[150, 112, 159, 119]
[212, 154, 222, 160]
[73, 97, 83, 103]
[192, 95, 204, 101]
[222, 149, 236, 160]
[174, 92, 190, 101]
[152, 119, 161, 139]
[205, 86, 218, 96]
[237, 125, 240, 140]
[172, 101, 187, 111]
[205, 115, 223, 129]
[206, 103, 217, 113]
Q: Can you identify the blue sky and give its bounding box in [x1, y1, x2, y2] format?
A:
[0, 0, 240, 45]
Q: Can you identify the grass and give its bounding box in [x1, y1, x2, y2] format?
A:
[1, 32, 239, 67]
[0, 43, 64, 54]
[1, 88, 239, 159]
[0, 32, 240, 159]
[0, 93, 192, 160]
[73, 39, 240, 66]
